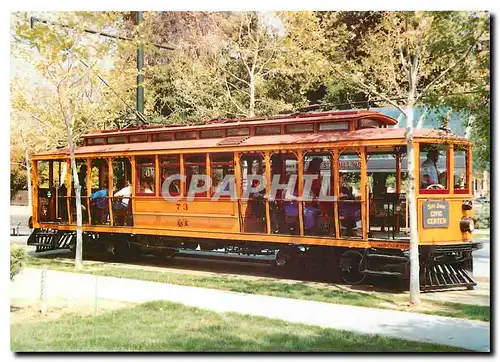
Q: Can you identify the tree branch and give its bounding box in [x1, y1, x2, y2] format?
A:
[221, 63, 250, 86]
[415, 29, 485, 102]
[399, 45, 409, 72]
[332, 67, 408, 116]
[223, 77, 248, 116]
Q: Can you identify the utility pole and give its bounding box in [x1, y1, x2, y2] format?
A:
[136, 11, 144, 115]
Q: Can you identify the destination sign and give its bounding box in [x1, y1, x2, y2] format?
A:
[422, 200, 449, 228]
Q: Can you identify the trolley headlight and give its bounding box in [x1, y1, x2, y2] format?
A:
[462, 200, 473, 211]
[460, 217, 475, 233]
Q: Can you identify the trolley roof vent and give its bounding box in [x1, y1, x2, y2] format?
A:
[216, 136, 250, 147]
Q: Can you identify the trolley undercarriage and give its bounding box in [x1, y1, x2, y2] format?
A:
[28, 228, 482, 291]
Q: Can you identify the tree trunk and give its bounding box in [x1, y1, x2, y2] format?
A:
[63, 115, 83, 270]
[69, 147, 83, 270]
[25, 148, 32, 211]
[249, 74, 255, 117]
[405, 103, 421, 305]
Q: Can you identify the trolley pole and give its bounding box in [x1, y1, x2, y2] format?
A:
[136, 11, 144, 115]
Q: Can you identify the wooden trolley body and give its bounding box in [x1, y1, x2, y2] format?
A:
[29, 110, 480, 290]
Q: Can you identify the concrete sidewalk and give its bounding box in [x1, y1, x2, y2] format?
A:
[11, 268, 490, 352]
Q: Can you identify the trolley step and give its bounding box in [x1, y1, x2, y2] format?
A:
[421, 264, 476, 291]
[28, 229, 75, 252]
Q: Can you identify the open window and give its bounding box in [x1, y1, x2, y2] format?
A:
[338, 150, 362, 238]
[303, 152, 335, 236]
[270, 152, 299, 235]
[240, 153, 267, 233]
[36, 160, 53, 223]
[73, 159, 89, 225]
[89, 158, 109, 225]
[112, 157, 133, 226]
[366, 148, 408, 240]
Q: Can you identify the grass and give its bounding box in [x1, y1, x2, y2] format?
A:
[11, 300, 464, 352]
[24, 254, 490, 322]
[473, 229, 490, 238]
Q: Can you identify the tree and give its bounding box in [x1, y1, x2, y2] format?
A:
[13, 12, 124, 269]
[325, 11, 489, 304]
[142, 11, 330, 122]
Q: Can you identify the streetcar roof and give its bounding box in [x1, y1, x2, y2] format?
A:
[34, 127, 469, 159]
[81, 110, 397, 138]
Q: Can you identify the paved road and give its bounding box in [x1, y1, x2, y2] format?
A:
[11, 268, 490, 351]
[472, 237, 490, 280]
[10, 205, 32, 237]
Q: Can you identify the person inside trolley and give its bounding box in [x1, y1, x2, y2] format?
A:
[77, 164, 88, 193]
[421, 149, 442, 189]
[303, 157, 322, 234]
[90, 181, 108, 224]
[113, 180, 132, 211]
[141, 178, 154, 194]
[338, 174, 359, 236]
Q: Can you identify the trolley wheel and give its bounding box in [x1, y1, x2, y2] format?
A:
[339, 250, 366, 285]
[106, 242, 131, 261]
[157, 248, 177, 259]
[274, 248, 300, 276]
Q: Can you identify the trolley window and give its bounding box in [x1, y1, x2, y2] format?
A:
[129, 134, 148, 143]
[135, 157, 155, 196]
[210, 153, 234, 197]
[175, 131, 198, 140]
[160, 155, 181, 196]
[36, 160, 50, 189]
[152, 133, 173, 142]
[419, 144, 449, 194]
[107, 136, 127, 144]
[285, 123, 313, 133]
[87, 137, 106, 145]
[200, 129, 224, 139]
[453, 145, 469, 193]
[185, 154, 207, 198]
[255, 125, 281, 135]
[319, 122, 349, 131]
[227, 128, 249, 137]
[357, 119, 380, 129]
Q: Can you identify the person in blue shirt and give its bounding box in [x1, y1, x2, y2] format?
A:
[420, 150, 440, 188]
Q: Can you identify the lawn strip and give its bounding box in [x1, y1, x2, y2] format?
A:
[11, 300, 464, 352]
[24, 255, 490, 322]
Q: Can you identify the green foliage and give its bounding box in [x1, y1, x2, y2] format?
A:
[10, 11, 489, 167]
[10, 167, 27, 200]
[474, 205, 490, 229]
[10, 149, 27, 199]
[10, 247, 26, 281]
[142, 11, 331, 122]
